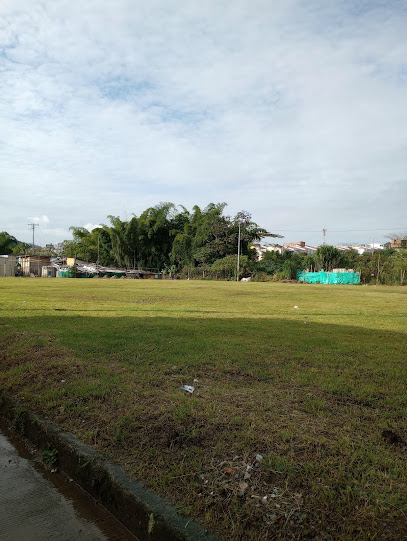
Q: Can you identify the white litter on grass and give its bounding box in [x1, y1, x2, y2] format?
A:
[181, 385, 195, 393]
[293, 305, 299, 309]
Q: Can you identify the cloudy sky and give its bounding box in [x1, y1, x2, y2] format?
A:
[1, 0, 406, 247]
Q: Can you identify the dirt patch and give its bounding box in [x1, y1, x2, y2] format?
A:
[382, 430, 406, 447]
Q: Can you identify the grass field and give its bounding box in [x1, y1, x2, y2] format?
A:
[1, 278, 406, 540]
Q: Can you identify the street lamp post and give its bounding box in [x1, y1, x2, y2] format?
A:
[236, 222, 241, 281]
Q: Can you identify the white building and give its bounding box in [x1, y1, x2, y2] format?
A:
[350, 243, 385, 255]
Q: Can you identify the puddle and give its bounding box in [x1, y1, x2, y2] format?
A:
[0, 418, 137, 541]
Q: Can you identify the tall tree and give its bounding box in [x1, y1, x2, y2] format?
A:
[137, 202, 177, 269]
[0, 232, 18, 254]
[314, 245, 342, 272]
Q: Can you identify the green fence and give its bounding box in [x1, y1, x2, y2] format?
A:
[297, 270, 360, 285]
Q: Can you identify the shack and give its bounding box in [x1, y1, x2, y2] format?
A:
[0, 255, 17, 277]
[20, 255, 51, 277]
[41, 266, 57, 278]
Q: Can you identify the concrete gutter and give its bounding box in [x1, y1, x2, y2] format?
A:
[0, 391, 220, 541]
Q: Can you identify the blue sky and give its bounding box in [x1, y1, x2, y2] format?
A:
[1, 0, 406, 247]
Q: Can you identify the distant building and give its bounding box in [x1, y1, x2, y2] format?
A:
[252, 241, 320, 259]
[20, 255, 51, 277]
[391, 238, 407, 249]
[282, 241, 317, 255]
[253, 240, 388, 259]
[0, 255, 17, 277]
[351, 243, 385, 255]
[251, 243, 283, 260]
[54, 242, 67, 254]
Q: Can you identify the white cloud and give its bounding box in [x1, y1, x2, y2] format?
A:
[0, 0, 406, 246]
[84, 223, 103, 232]
[29, 215, 50, 225]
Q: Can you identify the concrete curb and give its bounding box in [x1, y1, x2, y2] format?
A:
[0, 391, 220, 541]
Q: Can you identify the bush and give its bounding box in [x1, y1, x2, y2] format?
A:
[251, 272, 273, 282]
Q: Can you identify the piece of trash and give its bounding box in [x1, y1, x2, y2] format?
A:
[262, 495, 268, 502]
[293, 305, 299, 309]
[181, 385, 194, 393]
[246, 464, 252, 471]
[239, 482, 249, 495]
[60, 380, 65, 383]
[199, 474, 205, 479]
[51, 469, 56, 473]
[255, 454, 263, 462]
[69, 478, 73, 482]
[193, 378, 199, 383]
[224, 467, 236, 474]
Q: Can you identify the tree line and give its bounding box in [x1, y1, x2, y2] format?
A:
[254, 245, 407, 285]
[63, 202, 280, 273]
[2, 203, 406, 284]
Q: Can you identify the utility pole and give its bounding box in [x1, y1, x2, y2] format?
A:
[28, 223, 39, 249]
[236, 222, 241, 281]
[322, 228, 327, 246]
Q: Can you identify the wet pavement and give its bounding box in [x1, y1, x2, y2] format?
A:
[0, 422, 137, 541]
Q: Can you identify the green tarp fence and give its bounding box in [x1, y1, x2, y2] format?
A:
[297, 270, 360, 285]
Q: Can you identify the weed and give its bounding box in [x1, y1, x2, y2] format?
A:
[303, 394, 326, 415]
[112, 428, 125, 445]
[42, 447, 58, 468]
[11, 408, 27, 436]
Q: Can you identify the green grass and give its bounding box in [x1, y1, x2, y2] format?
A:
[1, 277, 407, 540]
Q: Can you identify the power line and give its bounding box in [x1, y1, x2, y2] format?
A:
[272, 227, 406, 233]
[28, 223, 39, 247]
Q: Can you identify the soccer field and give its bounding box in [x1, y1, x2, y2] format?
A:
[1, 278, 406, 540]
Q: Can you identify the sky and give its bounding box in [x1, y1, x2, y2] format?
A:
[1, 0, 406, 247]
